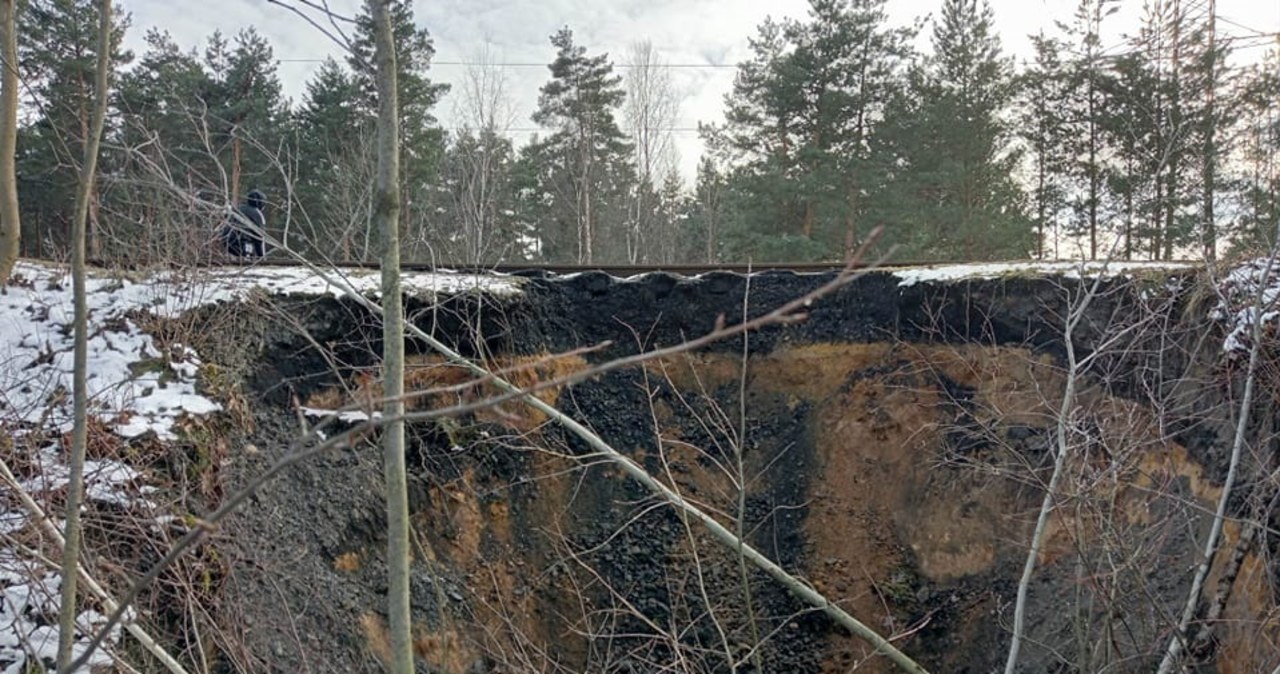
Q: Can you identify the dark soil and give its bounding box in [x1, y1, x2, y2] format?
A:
[178, 268, 1270, 674]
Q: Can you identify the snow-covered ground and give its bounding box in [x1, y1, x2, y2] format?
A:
[893, 260, 1197, 287]
[0, 259, 521, 673]
[196, 263, 524, 299]
[1211, 257, 1280, 355]
[1, 261, 523, 438]
[0, 555, 117, 674]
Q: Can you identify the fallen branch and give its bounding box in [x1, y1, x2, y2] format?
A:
[0, 457, 192, 674]
[70, 226, 930, 674]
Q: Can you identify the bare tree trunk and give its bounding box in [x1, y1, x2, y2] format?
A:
[735, 277, 764, 672]
[1156, 252, 1277, 673]
[57, 0, 111, 670]
[0, 0, 18, 284]
[580, 141, 593, 264]
[1004, 270, 1105, 674]
[1087, 69, 1098, 261]
[231, 134, 242, 204]
[371, 1, 412, 673]
[623, 41, 679, 264]
[1201, 0, 1217, 262]
[453, 46, 513, 264]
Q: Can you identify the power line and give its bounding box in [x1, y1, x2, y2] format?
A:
[277, 31, 1279, 71]
[444, 127, 706, 134]
[278, 58, 739, 68]
[1215, 14, 1278, 37]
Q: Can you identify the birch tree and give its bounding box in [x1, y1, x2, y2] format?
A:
[57, 0, 112, 669]
[0, 0, 16, 284]
[446, 44, 517, 264]
[623, 40, 678, 263]
[371, 1, 413, 672]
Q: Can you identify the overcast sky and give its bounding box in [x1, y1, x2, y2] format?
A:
[120, 0, 1280, 181]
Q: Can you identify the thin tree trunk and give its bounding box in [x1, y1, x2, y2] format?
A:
[57, 0, 111, 670]
[1087, 77, 1098, 261]
[1036, 134, 1046, 260]
[231, 135, 242, 204]
[1201, 0, 1217, 261]
[88, 183, 100, 260]
[735, 277, 764, 673]
[1156, 252, 1277, 673]
[371, 2, 412, 673]
[581, 139, 593, 264]
[1004, 270, 1104, 674]
[1166, 0, 1182, 263]
[0, 0, 18, 284]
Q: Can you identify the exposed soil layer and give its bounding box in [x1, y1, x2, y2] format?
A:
[182, 269, 1280, 674]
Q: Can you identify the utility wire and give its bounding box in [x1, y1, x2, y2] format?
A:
[276, 29, 1279, 70]
[1215, 14, 1278, 37]
[279, 58, 739, 68]
[446, 127, 706, 135]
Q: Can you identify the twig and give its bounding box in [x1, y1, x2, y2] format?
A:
[0, 457, 192, 674]
[386, 233, 931, 674]
[1155, 249, 1279, 674]
[71, 227, 931, 674]
[1004, 264, 1108, 674]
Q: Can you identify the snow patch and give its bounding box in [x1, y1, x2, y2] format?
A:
[1, 262, 223, 440]
[0, 554, 120, 674]
[16, 445, 157, 511]
[1210, 257, 1280, 355]
[1, 261, 520, 439]
[893, 260, 1196, 287]
[0, 258, 520, 671]
[193, 264, 523, 300]
[301, 406, 382, 423]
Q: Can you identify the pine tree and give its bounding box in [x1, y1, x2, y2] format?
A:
[1126, 0, 1201, 260]
[116, 29, 208, 154]
[113, 29, 214, 259]
[649, 169, 688, 264]
[690, 156, 726, 263]
[1233, 50, 1280, 252]
[111, 27, 287, 261]
[1096, 51, 1161, 259]
[294, 57, 376, 258]
[526, 27, 632, 263]
[16, 0, 131, 257]
[1181, 7, 1232, 260]
[874, 0, 1029, 260]
[206, 29, 288, 203]
[1048, 0, 1113, 258]
[349, 0, 448, 256]
[1018, 34, 1074, 258]
[706, 0, 913, 261]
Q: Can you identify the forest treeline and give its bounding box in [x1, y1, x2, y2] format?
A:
[11, 0, 1280, 265]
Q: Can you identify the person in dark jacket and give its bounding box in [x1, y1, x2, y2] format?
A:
[221, 189, 267, 258]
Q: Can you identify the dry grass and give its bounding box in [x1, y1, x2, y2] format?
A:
[333, 551, 361, 573]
